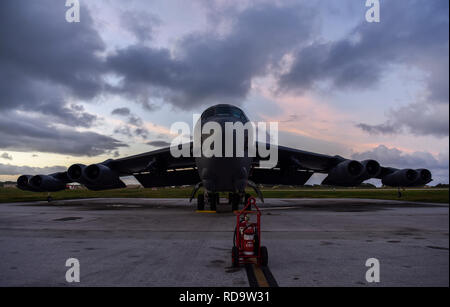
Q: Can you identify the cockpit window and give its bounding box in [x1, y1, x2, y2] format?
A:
[201, 108, 215, 120]
[215, 106, 232, 116]
[201, 106, 247, 121]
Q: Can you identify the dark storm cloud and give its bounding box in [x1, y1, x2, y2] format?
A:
[146, 140, 171, 147]
[0, 112, 127, 156]
[279, 0, 449, 99]
[38, 103, 98, 128]
[111, 107, 131, 116]
[0, 0, 124, 155]
[0, 0, 105, 107]
[0, 163, 67, 176]
[106, 3, 318, 109]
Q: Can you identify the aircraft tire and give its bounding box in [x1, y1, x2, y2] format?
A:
[197, 194, 205, 210]
[260, 246, 268, 266]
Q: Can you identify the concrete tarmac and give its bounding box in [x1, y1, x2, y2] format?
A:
[0, 198, 448, 286]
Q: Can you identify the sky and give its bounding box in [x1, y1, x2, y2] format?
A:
[0, 0, 448, 185]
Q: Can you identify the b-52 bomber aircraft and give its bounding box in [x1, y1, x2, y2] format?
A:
[17, 104, 432, 211]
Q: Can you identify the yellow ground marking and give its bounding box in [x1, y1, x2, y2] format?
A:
[247, 258, 269, 287]
[195, 210, 217, 213]
[252, 264, 269, 287]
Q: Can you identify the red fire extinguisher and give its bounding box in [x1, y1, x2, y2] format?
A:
[239, 214, 255, 256]
[232, 197, 268, 267]
[242, 226, 256, 255]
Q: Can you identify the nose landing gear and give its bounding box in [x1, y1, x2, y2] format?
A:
[196, 191, 254, 212]
[196, 192, 219, 211]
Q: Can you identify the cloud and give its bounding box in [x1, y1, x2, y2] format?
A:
[280, 1, 448, 138]
[113, 126, 133, 137]
[357, 102, 449, 137]
[352, 145, 449, 183]
[1, 153, 13, 160]
[0, 0, 121, 156]
[279, 0, 449, 98]
[112, 108, 151, 139]
[134, 127, 148, 139]
[121, 10, 161, 42]
[356, 123, 398, 135]
[106, 3, 318, 109]
[0, 163, 66, 176]
[0, 0, 105, 111]
[128, 115, 144, 127]
[0, 112, 127, 156]
[111, 107, 131, 116]
[272, 0, 449, 137]
[147, 140, 171, 147]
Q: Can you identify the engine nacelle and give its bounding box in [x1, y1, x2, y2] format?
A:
[359, 160, 381, 180]
[382, 169, 418, 187]
[67, 163, 87, 182]
[82, 163, 126, 189]
[322, 160, 365, 186]
[29, 175, 66, 192]
[411, 169, 432, 186]
[17, 175, 39, 191]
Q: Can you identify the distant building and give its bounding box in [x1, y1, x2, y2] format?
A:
[66, 183, 83, 190]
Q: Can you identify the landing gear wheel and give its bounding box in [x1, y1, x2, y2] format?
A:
[210, 193, 217, 211]
[197, 194, 205, 210]
[245, 193, 251, 205]
[253, 233, 260, 256]
[260, 246, 268, 266]
[232, 246, 239, 267]
[231, 193, 239, 211]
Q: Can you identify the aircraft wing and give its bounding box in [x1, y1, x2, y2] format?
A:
[252, 143, 432, 187]
[17, 141, 432, 192]
[17, 144, 198, 192]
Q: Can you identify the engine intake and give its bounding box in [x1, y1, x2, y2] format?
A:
[322, 160, 365, 186]
[29, 175, 66, 192]
[17, 175, 35, 191]
[82, 163, 125, 189]
[382, 169, 418, 187]
[360, 160, 381, 179]
[411, 169, 432, 186]
[68, 164, 86, 182]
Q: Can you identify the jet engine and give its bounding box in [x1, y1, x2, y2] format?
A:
[381, 169, 418, 187]
[29, 175, 66, 192]
[68, 162, 125, 190]
[67, 163, 86, 182]
[17, 175, 39, 191]
[322, 160, 365, 186]
[83, 163, 126, 190]
[411, 169, 432, 186]
[359, 160, 381, 180]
